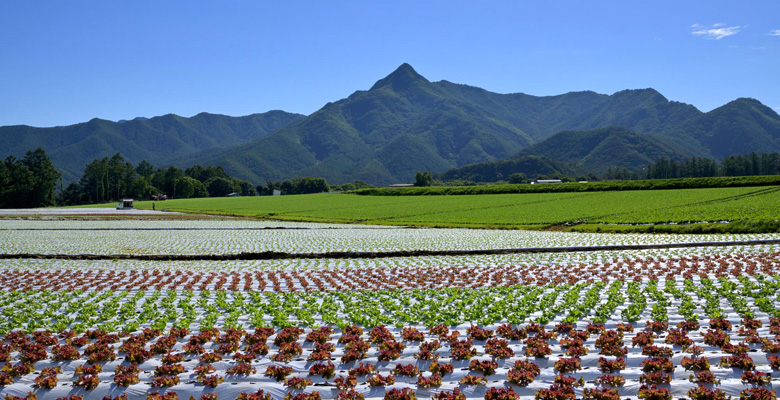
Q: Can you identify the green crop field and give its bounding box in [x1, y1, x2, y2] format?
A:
[118, 185, 780, 233]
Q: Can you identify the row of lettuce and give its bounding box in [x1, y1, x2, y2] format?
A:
[1, 276, 778, 334]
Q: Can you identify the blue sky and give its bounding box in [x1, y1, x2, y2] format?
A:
[1, 1, 778, 127]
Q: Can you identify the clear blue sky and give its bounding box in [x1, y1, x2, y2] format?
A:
[1, 1, 778, 127]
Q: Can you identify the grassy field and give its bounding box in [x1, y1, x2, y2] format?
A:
[118, 185, 780, 233]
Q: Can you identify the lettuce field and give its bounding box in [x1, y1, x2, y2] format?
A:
[1, 206, 780, 400]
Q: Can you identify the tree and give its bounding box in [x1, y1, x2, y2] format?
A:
[414, 171, 433, 187]
[233, 179, 257, 196]
[107, 153, 136, 201]
[174, 177, 208, 199]
[205, 177, 237, 197]
[81, 157, 109, 204]
[128, 176, 157, 199]
[79, 154, 136, 203]
[602, 167, 638, 181]
[152, 166, 184, 196]
[136, 160, 155, 178]
[21, 148, 60, 207]
[509, 173, 527, 184]
[174, 177, 197, 199]
[186, 165, 230, 183]
[0, 159, 9, 208]
[192, 181, 209, 197]
[258, 177, 329, 195]
[257, 181, 281, 196]
[57, 182, 88, 206]
[282, 177, 329, 194]
[2, 156, 35, 208]
[331, 180, 374, 192]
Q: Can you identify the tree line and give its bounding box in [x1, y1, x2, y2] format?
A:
[257, 178, 373, 195]
[2, 149, 377, 208]
[647, 153, 780, 179]
[58, 154, 257, 205]
[603, 153, 780, 181]
[5, 148, 780, 208]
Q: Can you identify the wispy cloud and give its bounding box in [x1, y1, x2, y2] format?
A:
[691, 23, 743, 40]
[770, 29, 780, 36]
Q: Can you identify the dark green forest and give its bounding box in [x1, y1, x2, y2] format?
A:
[56, 154, 257, 206]
[1, 148, 378, 207]
[0, 148, 60, 208]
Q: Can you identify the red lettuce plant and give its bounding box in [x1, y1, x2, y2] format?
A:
[688, 386, 729, 400]
[638, 384, 672, 400]
[689, 370, 720, 384]
[741, 371, 772, 385]
[432, 388, 465, 400]
[598, 357, 625, 373]
[553, 357, 581, 373]
[383, 388, 415, 400]
[308, 362, 335, 380]
[583, 388, 620, 400]
[366, 374, 395, 387]
[739, 387, 777, 400]
[484, 387, 519, 400]
[468, 359, 498, 376]
[594, 374, 625, 387]
[416, 373, 442, 388]
[681, 356, 711, 371]
[639, 372, 672, 384]
[264, 365, 293, 382]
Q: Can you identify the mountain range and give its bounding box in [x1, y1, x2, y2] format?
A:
[2, 63, 779, 185]
[0, 111, 304, 182]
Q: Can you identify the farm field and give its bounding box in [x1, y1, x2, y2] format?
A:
[115, 186, 780, 231]
[2, 208, 780, 399]
[1, 219, 779, 256]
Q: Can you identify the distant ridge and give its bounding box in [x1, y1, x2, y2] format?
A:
[515, 126, 700, 175]
[0, 111, 305, 182]
[3, 64, 780, 185]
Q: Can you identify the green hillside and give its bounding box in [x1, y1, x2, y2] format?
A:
[0, 111, 304, 182]
[186, 64, 711, 185]
[437, 155, 581, 182]
[437, 126, 701, 181]
[440, 102, 780, 181]
[518, 126, 700, 174]
[671, 98, 780, 158]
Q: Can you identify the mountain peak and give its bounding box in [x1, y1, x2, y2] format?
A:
[611, 88, 667, 102]
[370, 63, 429, 91]
[715, 97, 772, 114]
[729, 97, 763, 107]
